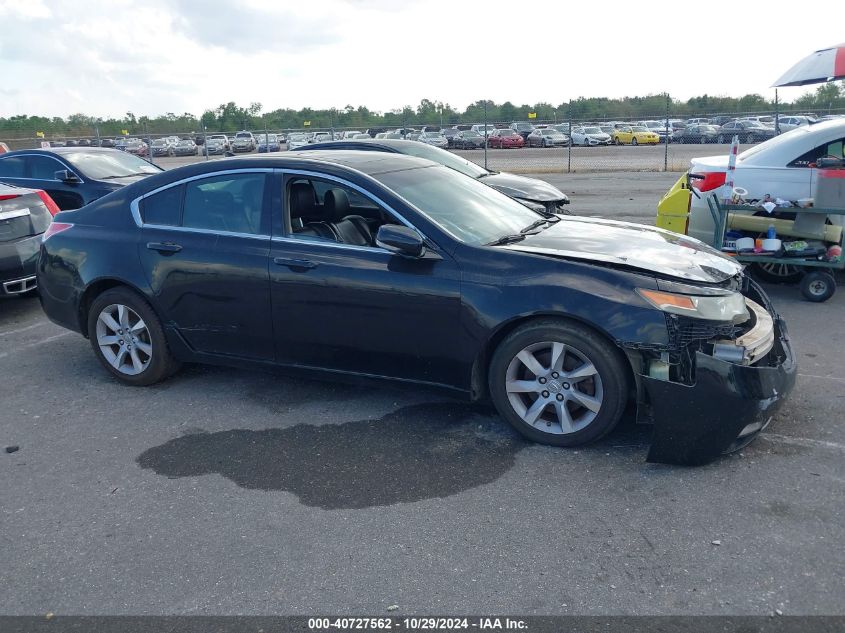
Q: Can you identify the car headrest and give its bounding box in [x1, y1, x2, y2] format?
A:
[289, 182, 317, 218]
[324, 188, 351, 221]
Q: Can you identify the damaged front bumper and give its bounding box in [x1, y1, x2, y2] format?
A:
[633, 279, 796, 466]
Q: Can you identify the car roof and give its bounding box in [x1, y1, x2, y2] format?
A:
[288, 150, 435, 175]
[0, 147, 120, 158]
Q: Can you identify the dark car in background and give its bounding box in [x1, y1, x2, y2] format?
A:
[1, 182, 59, 297]
[510, 121, 535, 141]
[441, 127, 461, 147]
[257, 134, 282, 153]
[717, 120, 777, 144]
[172, 139, 198, 156]
[296, 139, 569, 212]
[125, 139, 149, 157]
[37, 151, 795, 466]
[673, 124, 719, 144]
[452, 130, 486, 149]
[0, 148, 162, 210]
[99, 138, 115, 148]
[151, 138, 176, 157]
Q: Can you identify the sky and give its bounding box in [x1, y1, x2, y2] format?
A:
[0, 0, 841, 119]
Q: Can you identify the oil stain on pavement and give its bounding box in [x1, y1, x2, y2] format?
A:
[137, 403, 528, 509]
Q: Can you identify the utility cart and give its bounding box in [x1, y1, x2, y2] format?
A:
[707, 195, 844, 302]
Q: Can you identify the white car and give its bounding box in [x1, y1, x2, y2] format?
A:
[680, 118, 845, 281]
[471, 124, 496, 138]
[287, 133, 309, 150]
[571, 126, 612, 146]
[418, 130, 448, 148]
[342, 130, 363, 139]
[776, 116, 815, 132]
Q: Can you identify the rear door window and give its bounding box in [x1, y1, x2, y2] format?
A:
[0, 156, 26, 178]
[788, 137, 845, 168]
[141, 184, 184, 226]
[182, 173, 267, 235]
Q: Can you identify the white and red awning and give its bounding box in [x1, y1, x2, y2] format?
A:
[773, 44, 845, 87]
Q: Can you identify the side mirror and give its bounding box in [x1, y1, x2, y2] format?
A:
[376, 224, 425, 258]
[54, 170, 79, 183]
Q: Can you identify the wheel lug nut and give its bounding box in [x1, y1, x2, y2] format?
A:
[542, 391, 550, 398]
[552, 372, 559, 378]
[556, 394, 564, 401]
[539, 377, 547, 384]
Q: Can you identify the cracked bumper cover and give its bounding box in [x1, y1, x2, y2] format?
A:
[642, 316, 796, 466]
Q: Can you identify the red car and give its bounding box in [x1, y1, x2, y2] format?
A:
[0, 142, 10, 154]
[487, 129, 524, 149]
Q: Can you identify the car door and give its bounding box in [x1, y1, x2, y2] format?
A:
[268, 170, 464, 387]
[0, 154, 85, 210]
[135, 169, 274, 360]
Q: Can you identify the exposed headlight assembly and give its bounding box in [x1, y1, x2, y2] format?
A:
[637, 289, 749, 323]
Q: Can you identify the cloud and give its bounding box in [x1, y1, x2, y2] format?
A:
[166, 0, 343, 53]
[0, 0, 836, 119]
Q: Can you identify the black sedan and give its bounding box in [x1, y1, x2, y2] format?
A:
[296, 139, 570, 214]
[452, 130, 486, 149]
[1, 182, 58, 297]
[0, 148, 161, 210]
[37, 152, 795, 465]
[716, 120, 777, 144]
[672, 124, 719, 144]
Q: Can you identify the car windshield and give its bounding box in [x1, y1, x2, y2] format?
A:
[396, 142, 489, 179]
[631, 126, 648, 132]
[64, 151, 161, 179]
[463, 131, 481, 137]
[177, 141, 192, 146]
[289, 134, 305, 140]
[374, 164, 540, 245]
[514, 123, 532, 130]
[582, 127, 601, 134]
[261, 135, 277, 142]
[152, 140, 167, 146]
[542, 129, 558, 135]
[746, 121, 766, 128]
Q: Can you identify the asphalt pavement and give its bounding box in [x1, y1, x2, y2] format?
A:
[0, 173, 843, 616]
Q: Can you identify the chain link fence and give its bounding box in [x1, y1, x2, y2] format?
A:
[3, 106, 843, 174]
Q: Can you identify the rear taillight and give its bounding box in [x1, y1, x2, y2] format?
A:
[42, 222, 73, 242]
[36, 190, 61, 216]
[0, 194, 20, 202]
[693, 171, 727, 192]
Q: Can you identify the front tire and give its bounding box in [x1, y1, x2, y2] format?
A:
[87, 287, 181, 386]
[488, 320, 628, 447]
[717, 134, 725, 144]
[631, 137, 638, 146]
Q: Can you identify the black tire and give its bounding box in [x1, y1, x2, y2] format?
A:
[488, 319, 629, 447]
[614, 137, 622, 146]
[631, 137, 638, 146]
[717, 134, 725, 144]
[750, 262, 803, 284]
[87, 287, 181, 386]
[800, 271, 836, 302]
[700, 136, 706, 144]
[541, 139, 547, 148]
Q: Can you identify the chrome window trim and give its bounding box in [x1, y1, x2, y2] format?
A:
[0, 153, 84, 183]
[130, 168, 274, 235]
[270, 235, 392, 256]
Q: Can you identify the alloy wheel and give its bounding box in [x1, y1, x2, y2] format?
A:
[505, 341, 603, 435]
[95, 304, 153, 376]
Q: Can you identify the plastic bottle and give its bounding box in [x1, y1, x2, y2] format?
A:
[767, 224, 776, 239]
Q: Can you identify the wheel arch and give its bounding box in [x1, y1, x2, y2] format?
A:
[78, 277, 154, 338]
[470, 311, 635, 403]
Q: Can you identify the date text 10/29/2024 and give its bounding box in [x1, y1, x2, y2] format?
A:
[308, 617, 528, 630]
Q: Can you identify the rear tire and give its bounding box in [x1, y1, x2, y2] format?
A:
[750, 262, 803, 285]
[717, 134, 725, 144]
[87, 287, 181, 386]
[488, 319, 628, 447]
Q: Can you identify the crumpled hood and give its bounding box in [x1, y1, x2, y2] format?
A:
[481, 172, 569, 203]
[503, 216, 742, 283]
